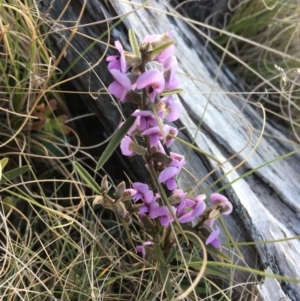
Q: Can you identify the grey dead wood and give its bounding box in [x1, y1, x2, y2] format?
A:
[39, 1, 300, 300]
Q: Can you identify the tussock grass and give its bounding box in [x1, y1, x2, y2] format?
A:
[213, 0, 300, 141]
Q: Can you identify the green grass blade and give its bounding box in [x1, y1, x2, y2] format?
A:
[73, 161, 101, 194]
[0, 166, 30, 185]
[154, 244, 174, 300]
[161, 88, 184, 96]
[96, 116, 136, 171]
[128, 29, 141, 58]
[150, 41, 173, 57]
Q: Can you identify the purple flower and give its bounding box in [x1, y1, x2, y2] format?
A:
[138, 196, 160, 218]
[163, 56, 180, 89]
[171, 189, 187, 204]
[132, 182, 151, 202]
[158, 152, 186, 190]
[120, 136, 135, 156]
[148, 205, 176, 227]
[206, 226, 221, 248]
[125, 116, 141, 136]
[148, 200, 161, 219]
[158, 166, 178, 190]
[142, 126, 163, 147]
[136, 241, 153, 259]
[170, 152, 186, 169]
[131, 183, 161, 217]
[123, 188, 137, 197]
[150, 141, 166, 155]
[136, 69, 165, 102]
[160, 95, 182, 122]
[143, 32, 174, 63]
[210, 193, 233, 215]
[177, 194, 206, 223]
[107, 41, 126, 73]
[132, 110, 158, 131]
[163, 124, 178, 147]
[158, 206, 176, 227]
[108, 69, 132, 102]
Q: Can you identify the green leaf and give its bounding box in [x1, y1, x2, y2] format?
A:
[0, 158, 9, 180]
[165, 244, 178, 265]
[161, 88, 184, 96]
[0, 166, 30, 185]
[128, 29, 141, 58]
[73, 161, 101, 194]
[150, 41, 173, 57]
[96, 116, 136, 171]
[154, 244, 174, 300]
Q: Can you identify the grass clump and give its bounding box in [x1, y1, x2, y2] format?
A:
[214, 0, 300, 140]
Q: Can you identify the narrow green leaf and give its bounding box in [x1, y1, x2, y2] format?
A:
[96, 116, 136, 171]
[128, 29, 141, 58]
[165, 244, 178, 265]
[0, 158, 9, 169]
[73, 161, 101, 194]
[0, 166, 30, 185]
[161, 88, 184, 96]
[0, 158, 9, 180]
[150, 41, 173, 57]
[154, 244, 174, 300]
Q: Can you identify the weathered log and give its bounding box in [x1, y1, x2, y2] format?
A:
[38, 1, 300, 300]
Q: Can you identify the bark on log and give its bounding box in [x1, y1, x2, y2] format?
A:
[38, 1, 300, 300]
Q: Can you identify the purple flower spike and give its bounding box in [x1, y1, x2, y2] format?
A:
[136, 69, 165, 102]
[206, 227, 221, 248]
[210, 193, 233, 215]
[108, 69, 132, 102]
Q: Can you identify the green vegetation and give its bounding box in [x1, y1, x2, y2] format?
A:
[214, 0, 300, 141]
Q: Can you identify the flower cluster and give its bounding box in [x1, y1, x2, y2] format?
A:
[104, 31, 233, 258]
